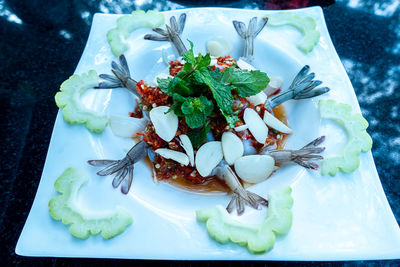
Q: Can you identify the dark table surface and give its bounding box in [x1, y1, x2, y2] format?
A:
[1, 0, 399, 265]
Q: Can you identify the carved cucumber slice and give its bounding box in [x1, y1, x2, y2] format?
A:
[319, 99, 373, 176]
[49, 168, 132, 239]
[55, 70, 107, 133]
[107, 10, 165, 56]
[266, 12, 320, 53]
[196, 187, 293, 253]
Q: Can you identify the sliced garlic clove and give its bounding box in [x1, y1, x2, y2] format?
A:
[210, 56, 218, 66]
[246, 91, 267, 106]
[243, 108, 269, 144]
[195, 141, 223, 177]
[221, 132, 244, 165]
[206, 37, 233, 57]
[109, 114, 147, 138]
[237, 58, 256, 71]
[149, 106, 178, 142]
[234, 155, 275, 183]
[155, 148, 189, 166]
[263, 111, 293, 134]
[264, 76, 283, 96]
[179, 134, 194, 166]
[234, 124, 248, 132]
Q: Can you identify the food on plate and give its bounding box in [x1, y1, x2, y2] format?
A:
[107, 10, 165, 56]
[52, 11, 334, 253]
[86, 14, 329, 216]
[55, 70, 108, 133]
[48, 168, 132, 239]
[319, 99, 373, 176]
[196, 186, 293, 253]
[266, 12, 320, 53]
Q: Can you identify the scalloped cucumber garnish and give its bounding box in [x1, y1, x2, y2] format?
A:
[319, 100, 373, 176]
[48, 168, 133, 240]
[107, 10, 165, 56]
[55, 70, 108, 134]
[196, 187, 293, 253]
[266, 12, 320, 53]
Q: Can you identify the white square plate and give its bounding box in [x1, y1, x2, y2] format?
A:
[16, 7, 400, 260]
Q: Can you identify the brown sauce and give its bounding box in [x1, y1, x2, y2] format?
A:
[163, 175, 230, 194]
[273, 105, 289, 150]
[149, 104, 290, 194]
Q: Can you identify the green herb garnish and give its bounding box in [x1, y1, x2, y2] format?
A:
[187, 122, 211, 148]
[181, 96, 214, 128]
[157, 42, 270, 142]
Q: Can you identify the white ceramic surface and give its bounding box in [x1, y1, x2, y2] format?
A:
[16, 7, 400, 260]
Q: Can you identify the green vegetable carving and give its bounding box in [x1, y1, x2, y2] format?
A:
[196, 187, 293, 253]
[319, 100, 373, 176]
[266, 12, 320, 53]
[55, 70, 108, 133]
[107, 10, 165, 56]
[49, 168, 133, 240]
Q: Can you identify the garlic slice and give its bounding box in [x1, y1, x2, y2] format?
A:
[246, 91, 267, 106]
[221, 132, 244, 165]
[234, 124, 248, 132]
[206, 37, 232, 57]
[195, 141, 223, 177]
[243, 108, 269, 144]
[234, 155, 275, 183]
[149, 106, 178, 142]
[237, 58, 256, 71]
[179, 134, 194, 166]
[109, 114, 147, 138]
[264, 76, 283, 96]
[263, 111, 293, 134]
[210, 56, 218, 66]
[155, 148, 189, 166]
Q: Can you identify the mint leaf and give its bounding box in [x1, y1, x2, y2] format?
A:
[182, 40, 196, 65]
[167, 76, 192, 96]
[181, 100, 195, 115]
[185, 112, 206, 128]
[223, 112, 240, 128]
[181, 40, 211, 79]
[187, 123, 210, 148]
[219, 67, 270, 97]
[181, 96, 214, 128]
[195, 53, 211, 69]
[155, 42, 259, 129]
[157, 77, 173, 93]
[168, 93, 186, 116]
[194, 67, 237, 127]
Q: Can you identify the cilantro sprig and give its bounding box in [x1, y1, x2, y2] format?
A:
[157, 42, 270, 146]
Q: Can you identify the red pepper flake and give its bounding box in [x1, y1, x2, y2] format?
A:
[129, 99, 143, 118]
[216, 56, 237, 71]
[169, 60, 184, 76]
[136, 80, 170, 106]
